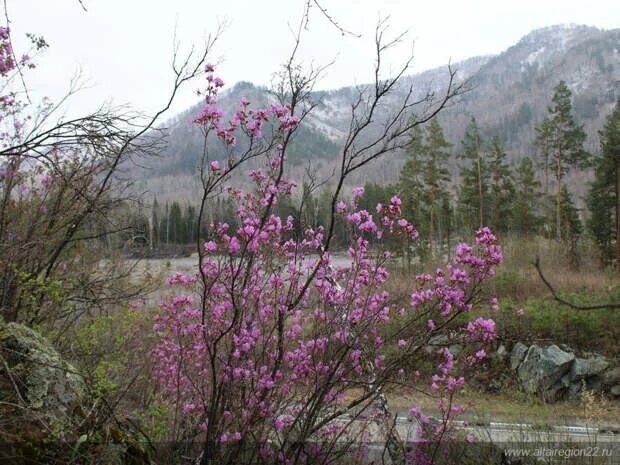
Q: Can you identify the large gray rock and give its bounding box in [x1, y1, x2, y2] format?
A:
[570, 355, 609, 382]
[517, 344, 575, 401]
[603, 367, 620, 387]
[0, 321, 153, 464]
[510, 342, 529, 370]
[0, 321, 84, 419]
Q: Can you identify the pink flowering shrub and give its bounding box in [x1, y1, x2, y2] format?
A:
[151, 67, 503, 465]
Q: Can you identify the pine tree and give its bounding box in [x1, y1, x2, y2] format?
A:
[512, 156, 541, 236]
[560, 186, 582, 239]
[169, 202, 182, 244]
[358, 183, 395, 214]
[560, 186, 583, 269]
[437, 195, 454, 254]
[421, 118, 452, 249]
[586, 97, 620, 269]
[536, 81, 588, 241]
[487, 136, 514, 233]
[534, 118, 554, 195]
[398, 125, 427, 237]
[458, 117, 490, 231]
[185, 204, 197, 244]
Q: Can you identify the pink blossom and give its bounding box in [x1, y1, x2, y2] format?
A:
[228, 236, 241, 254]
[204, 241, 218, 253]
[352, 187, 365, 197]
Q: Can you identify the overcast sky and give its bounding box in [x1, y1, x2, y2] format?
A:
[7, 0, 620, 117]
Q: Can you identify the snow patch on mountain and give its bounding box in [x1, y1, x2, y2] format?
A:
[525, 46, 546, 66]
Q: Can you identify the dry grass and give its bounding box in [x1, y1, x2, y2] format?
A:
[386, 386, 620, 427]
[493, 236, 615, 299]
[386, 236, 616, 301]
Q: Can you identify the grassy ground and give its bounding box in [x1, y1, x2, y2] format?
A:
[387, 236, 620, 354]
[387, 387, 620, 428]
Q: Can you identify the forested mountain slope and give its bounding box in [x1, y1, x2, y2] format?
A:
[136, 24, 620, 200]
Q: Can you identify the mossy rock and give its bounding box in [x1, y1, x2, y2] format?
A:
[0, 320, 85, 418]
[0, 320, 153, 464]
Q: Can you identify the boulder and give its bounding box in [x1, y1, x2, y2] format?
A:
[509, 342, 528, 371]
[0, 321, 84, 419]
[517, 344, 575, 401]
[570, 355, 609, 382]
[610, 385, 620, 398]
[0, 320, 152, 464]
[603, 367, 620, 387]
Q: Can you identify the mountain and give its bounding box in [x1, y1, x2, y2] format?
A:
[135, 24, 620, 201]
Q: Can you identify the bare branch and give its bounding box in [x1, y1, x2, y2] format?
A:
[534, 256, 620, 310]
[306, 0, 361, 37]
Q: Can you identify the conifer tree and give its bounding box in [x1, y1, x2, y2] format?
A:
[422, 118, 452, 249]
[398, 125, 427, 236]
[487, 136, 514, 233]
[396, 126, 429, 241]
[587, 97, 620, 269]
[534, 118, 554, 195]
[437, 195, 454, 254]
[358, 183, 395, 214]
[169, 201, 183, 244]
[560, 186, 583, 268]
[512, 156, 541, 236]
[536, 81, 588, 241]
[560, 186, 582, 238]
[458, 117, 490, 231]
[185, 204, 197, 244]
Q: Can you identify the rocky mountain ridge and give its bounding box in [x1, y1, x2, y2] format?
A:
[136, 24, 620, 200]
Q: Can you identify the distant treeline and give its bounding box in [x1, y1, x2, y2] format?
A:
[127, 82, 620, 268]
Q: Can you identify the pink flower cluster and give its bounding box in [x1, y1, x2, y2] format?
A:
[193, 65, 300, 149]
[150, 75, 503, 463]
